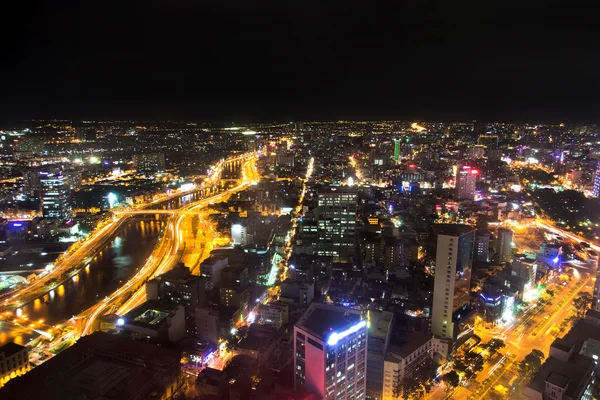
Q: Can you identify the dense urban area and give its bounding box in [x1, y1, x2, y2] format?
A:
[1, 120, 600, 400]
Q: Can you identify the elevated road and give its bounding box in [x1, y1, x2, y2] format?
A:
[0, 153, 253, 314]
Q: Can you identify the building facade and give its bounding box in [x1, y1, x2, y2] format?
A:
[40, 171, 69, 219]
[495, 228, 514, 264]
[0, 343, 29, 388]
[316, 187, 358, 258]
[430, 225, 475, 346]
[294, 303, 367, 400]
[455, 165, 478, 201]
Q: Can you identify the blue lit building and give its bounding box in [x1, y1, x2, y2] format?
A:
[294, 303, 367, 399]
[39, 171, 69, 219]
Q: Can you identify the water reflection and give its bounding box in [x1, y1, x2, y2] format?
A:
[0, 190, 197, 345]
[13, 217, 165, 332]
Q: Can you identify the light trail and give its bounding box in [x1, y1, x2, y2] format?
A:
[80, 154, 259, 335]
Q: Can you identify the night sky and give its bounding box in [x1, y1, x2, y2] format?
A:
[1, 1, 599, 122]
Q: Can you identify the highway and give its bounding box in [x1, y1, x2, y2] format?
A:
[0, 153, 253, 316]
[79, 154, 259, 336]
[16, 153, 258, 360]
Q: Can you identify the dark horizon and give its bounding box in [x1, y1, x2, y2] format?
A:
[1, 1, 599, 124]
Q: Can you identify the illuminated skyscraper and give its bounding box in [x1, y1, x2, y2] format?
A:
[593, 259, 600, 311]
[294, 303, 367, 399]
[316, 187, 357, 258]
[593, 161, 600, 197]
[431, 225, 475, 347]
[393, 139, 401, 164]
[40, 171, 69, 219]
[455, 164, 478, 201]
[495, 228, 514, 264]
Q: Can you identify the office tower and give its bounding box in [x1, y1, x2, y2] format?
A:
[477, 134, 499, 149]
[393, 139, 401, 164]
[200, 256, 228, 290]
[366, 311, 393, 399]
[316, 187, 358, 258]
[383, 333, 434, 400]
[23, 170, 42, 195]
[40, 171, 69, 219]
[593, 259, 600, 311]
[511, 255, 537, 289]
[474, 230, 490, 262]
[495, 228, 514, 264]
[466, 145, 485, 160]
[231, 223, 250, 246]
[275, 152, 295, 167]
[0, 342, 30, 388]
[593, 161, 600, 197]
[145, 262, 206, 308]
[132, 153, 166, 172]
[294, 303, 367, 399]
[455, 164, 478, 201]
[431, 224, 475, 345]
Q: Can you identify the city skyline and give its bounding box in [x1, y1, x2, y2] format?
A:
[2, 1, 600, 399]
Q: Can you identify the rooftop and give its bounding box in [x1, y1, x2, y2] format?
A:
[0, 342, 27, 357]
[385, 332, 433, 362]
[368, 310, 393, 340]
[551, 338, 572, 353]
[527, 354, 594, 399]
[296, 303, 362, 341]
[1, 332, 180, 400]
[122, 301, 178, 329]
[561, 319, 600, 354]
[434, 224, 474, 237]
[546, 371, 570, 388]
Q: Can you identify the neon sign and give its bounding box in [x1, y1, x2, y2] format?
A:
[326, 320, 366, 346]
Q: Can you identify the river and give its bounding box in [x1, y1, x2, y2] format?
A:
[0, 190, 204, 345]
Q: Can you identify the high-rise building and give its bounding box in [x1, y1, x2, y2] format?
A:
[0, 342, 29, 388]
[366, 311, 393, 400]
[466, 145, 485, 160]
[200, 256, 228, 290]
[477, 134, 498, 149]
[40, 171, 69, 219]
[23, 169, 42, 195]
[393, 139, 401, 164]
[593, 161, 600, 197]
[511, 256, 537, 291]
[316, 187, 358, 258]
[132, 153, 166, 172]
[294, 303, 367, 399]
[382, 333, 435, 400]
[231, 223, 253, 246]
[495, 228, 514, 264]
[593, 260, 600, 311]
[431, 224, 475, 346]
[455, 164, 478, 201]
[145, 262, 206, 308]
[474, 230, 490, 263]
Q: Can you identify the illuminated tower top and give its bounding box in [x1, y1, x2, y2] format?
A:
[294, 303, 367, 399]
